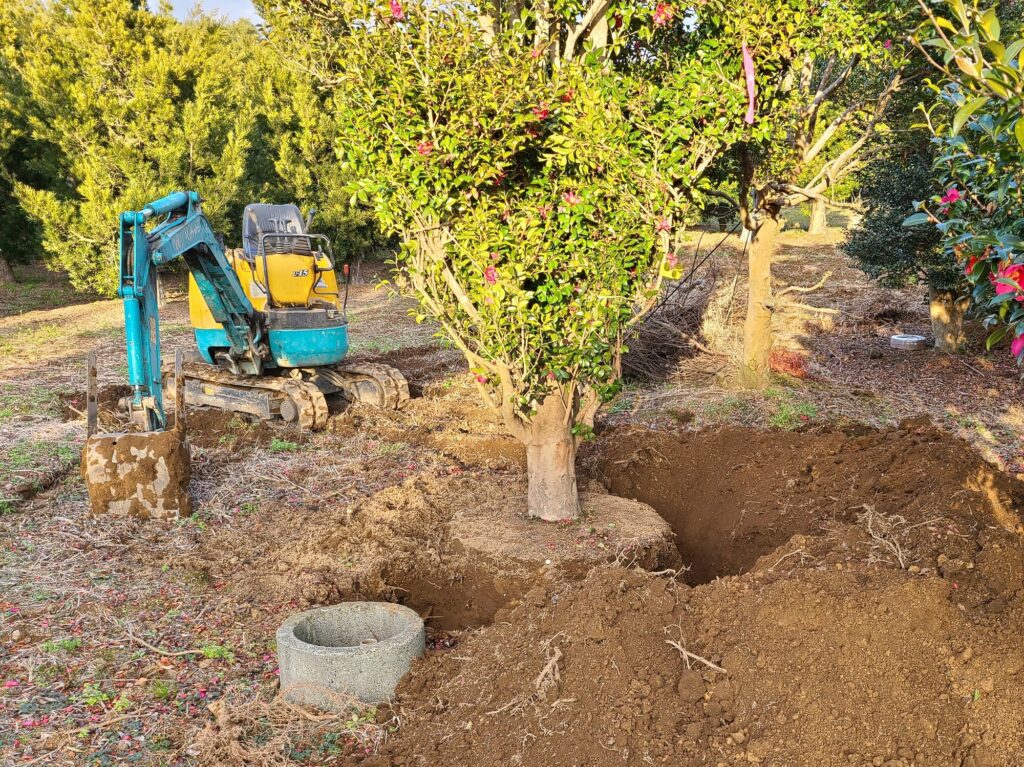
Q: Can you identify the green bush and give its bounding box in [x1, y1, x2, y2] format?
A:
[845, 145, 952, 289]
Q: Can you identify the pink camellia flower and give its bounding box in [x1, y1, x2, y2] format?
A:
[652, 3, 674, 26]
[484, 266, 498, 284]
[1012, 334, 1024, 358]
[546, 372, 556, 380]
[416, 141, 433, 156]
[532, 102, 550, 120]
[475, 374, 489, 384]
[993, 263, 1024, 300]
[656, 218, 671, 233]
[941, 187, 961, 204]
[964, 255, 980, 276]
[4, 680, 19, 688]
[883, 39, 892, 50]
[390, 0, 404, 20]
[562, 190, 582, 206]
[490, 252, 500, 261]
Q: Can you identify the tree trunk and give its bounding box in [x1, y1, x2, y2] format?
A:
[807, 198, 828, 234]
[740, 212, 781, 388]
[929, 287, 968, 353]
[0, 256, 14, 285]
[524, 395, 579, 521]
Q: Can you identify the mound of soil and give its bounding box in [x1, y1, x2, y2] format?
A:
[182, 473, 677, 633]
[182, 420, 1024, 767]
[365, 422, 1024, 767]
[587, 418, 1023, 584]
[186, 409, 288, 451]
[380, 551, 1024, 767]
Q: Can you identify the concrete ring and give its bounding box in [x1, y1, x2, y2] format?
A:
[277, 601, 425, 709]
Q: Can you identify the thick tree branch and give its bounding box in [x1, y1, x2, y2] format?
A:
[562, 0, 614, 61]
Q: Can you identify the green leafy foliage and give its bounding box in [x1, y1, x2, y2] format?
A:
[911, 0, 1024, 359]
[2, 0, 385, 293]
[264, 0, 748, 446]
[845, 141, 950, 289]
[698, 0, 916, 204]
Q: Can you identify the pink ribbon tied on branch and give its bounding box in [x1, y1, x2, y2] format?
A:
[742, 43, 756, 125]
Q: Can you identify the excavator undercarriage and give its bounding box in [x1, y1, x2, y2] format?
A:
[168, 359, 410, 430]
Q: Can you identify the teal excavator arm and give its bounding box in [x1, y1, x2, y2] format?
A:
[118, 191, 267, 431]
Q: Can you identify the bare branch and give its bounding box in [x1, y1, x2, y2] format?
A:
[776, 271, 832, 298]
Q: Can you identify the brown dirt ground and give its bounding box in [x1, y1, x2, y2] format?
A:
[6, 235, 1024, 767]
[365, 422, 1024, 767]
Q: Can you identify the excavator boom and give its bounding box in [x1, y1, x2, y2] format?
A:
[118, 191, 266, 430]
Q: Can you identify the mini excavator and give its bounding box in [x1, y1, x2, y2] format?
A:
[82, 191, 408, 518]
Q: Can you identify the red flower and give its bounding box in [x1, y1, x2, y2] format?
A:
[653, 3, 674, 26]
[941, 187, 961, 204]
[561, 89, 575, 103]
[538, 203, 552, 219]
[656, 218, 671, 232]
[612, 13, 622, 29]
[964, 255, 980, 276]
[883, 39, 892, 50]
[1012, 334, 1024, 359]
[524, 125, 540, 138]
[562, 190, 582, 206]
[484, 266, 497, 284]
[475, 374, 489, 384]
[532, 102, 550, 120]
[389, 0, 404, 20]
[994, 263, 1024, 301]
[492, 169, 506, 185]
[416, 141, 433, 156]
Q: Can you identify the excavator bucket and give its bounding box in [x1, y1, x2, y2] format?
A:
[81, 352, 192, 519]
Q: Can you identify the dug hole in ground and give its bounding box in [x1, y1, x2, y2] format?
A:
[190, 411, 1024, 767]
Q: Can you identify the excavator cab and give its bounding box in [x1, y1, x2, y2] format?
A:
[188, 204, 351, 370]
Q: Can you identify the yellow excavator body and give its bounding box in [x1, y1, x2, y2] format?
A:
[189, 249, 340, 329]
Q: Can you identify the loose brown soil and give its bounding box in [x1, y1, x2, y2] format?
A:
[588, 418, 1023, 584]
[365, 423, 1024, 767]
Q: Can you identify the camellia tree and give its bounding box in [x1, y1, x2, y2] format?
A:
[263, 0, 749, 519]
[907, 0, 1024, 361]
[698, 0, 918, 386]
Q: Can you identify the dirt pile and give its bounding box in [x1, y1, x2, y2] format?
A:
[379, 549, 1024, 767]
[365, 422, 1024, 767]
[588, 418, 1023, 583]
[183, 472, 678, 632]
[178, 420, 1024, 767]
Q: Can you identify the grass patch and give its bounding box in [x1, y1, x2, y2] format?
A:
[270, 437, 300, 453]
[0, 323, 64, 358]
[0, 383, 63, 423]
[764, 387, 819, 429]
[40, 637, 83, 653]
[0, 439, 78, 490]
